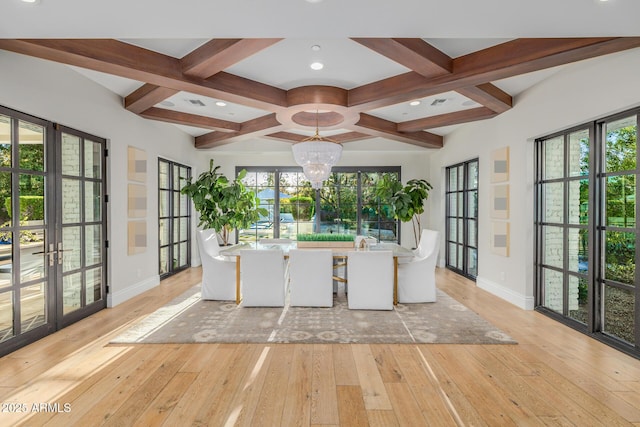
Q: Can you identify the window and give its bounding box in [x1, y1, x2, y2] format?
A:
[237, 167, 401, 243]
[535, 107, 639, 356]
[158, 159, 191, 278]
[445, 159, 479, 279]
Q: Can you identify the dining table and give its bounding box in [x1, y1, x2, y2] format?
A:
[219, 241, 415, 305]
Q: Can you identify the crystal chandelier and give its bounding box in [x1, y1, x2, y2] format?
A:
[292, 112, 342, 189]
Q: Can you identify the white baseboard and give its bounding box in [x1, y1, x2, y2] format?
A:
[107, 275, 160, 307]
[476, 276, 535, 310]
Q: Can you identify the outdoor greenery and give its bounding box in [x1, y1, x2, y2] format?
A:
[373, 175, 432, 247]
[4, 196, 44, 221]
[181, 160, 267, 245]
[0, 139, 45, 224]
[604, 124, 637, 286]
[296, 233, 355, 242]
[280, 196, 314, 221]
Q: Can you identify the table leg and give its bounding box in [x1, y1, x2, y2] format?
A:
[393, 256, 398, 305]
[236, 255, 241, 305]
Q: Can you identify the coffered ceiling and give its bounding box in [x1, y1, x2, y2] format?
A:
[3, 0, 640, 151]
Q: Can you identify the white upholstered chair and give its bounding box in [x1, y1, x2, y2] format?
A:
[197, 229, 236, 301]
[240, 249, 287, 307]
[397, 229, 440, 303]
[347, 250, 394, 310]
[288, 249, 334, 307]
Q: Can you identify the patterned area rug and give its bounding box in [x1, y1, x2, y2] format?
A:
[111, 285, 516, 345]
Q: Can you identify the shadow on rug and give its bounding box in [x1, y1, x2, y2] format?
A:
[111, 285, 516, 345]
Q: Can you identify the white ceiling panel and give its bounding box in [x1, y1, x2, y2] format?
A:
[226, 39, 409, 90]
[157, 91, 270, 123]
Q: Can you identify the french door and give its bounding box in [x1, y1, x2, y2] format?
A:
[158, 158, 191, 278]
[536, 107, 639, 356]
[0, 106, 107, 356]
[445, 159, 479, 279]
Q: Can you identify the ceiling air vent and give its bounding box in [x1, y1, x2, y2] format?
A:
[186, 99, 206, 107]
[430, 98, 447, 106]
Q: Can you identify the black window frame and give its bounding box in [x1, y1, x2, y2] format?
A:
[236, 166, 402, 244]
[445, 159, 479, 280]
[158, 158, 191, 279]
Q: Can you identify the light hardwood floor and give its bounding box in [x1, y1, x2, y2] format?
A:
[1, 267, 639, 426]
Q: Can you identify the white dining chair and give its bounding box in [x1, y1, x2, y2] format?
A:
[197, 229, 236, 301]
[240, 249, 287, 307]
[347, 250, 394, 310]
[288, 249, 333, 307]
[397, 229, 440, 303]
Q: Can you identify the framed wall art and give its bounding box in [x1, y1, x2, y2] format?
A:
[491, 221, 510, 257]
[491, 184, 510, 219]
[491, 146, 509, 183]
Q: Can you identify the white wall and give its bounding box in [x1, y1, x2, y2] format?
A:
[0, 51, 199, 306]
[427, 48, 640, 310]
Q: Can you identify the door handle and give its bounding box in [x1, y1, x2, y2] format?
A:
[33, 243, 56, 266]
[57, 242, 67, 265]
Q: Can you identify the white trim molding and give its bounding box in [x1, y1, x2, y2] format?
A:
[107, 275, 160, 307]
[476, 276, 535, 310]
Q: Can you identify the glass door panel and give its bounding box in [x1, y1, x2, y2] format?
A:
[446, 160, 478, 279]
[0, 108, 107, 357]
[158, 158, 190, 278]
[0, 111, 52, 351]
[58, 130, 106, 324]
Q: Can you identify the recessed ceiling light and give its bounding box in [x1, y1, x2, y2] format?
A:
[305, 0, 324, 3]
[215, 101, 227, 107]
[311, 45, 321, 52]
[409, 101, 421, 106]
[310, 62, 324, 71]
[21, 0, 40, 3]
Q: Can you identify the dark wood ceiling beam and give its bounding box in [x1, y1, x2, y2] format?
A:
[0, 39, 287, 111]
[195, 113, 285, 148]
[139, 107, 241, 132]
[126, 39, 282, 113]
[456, 83, 512, 113]
[349, 38, 640, 111]
[265, 130, 371, 144]
[453, 37, 640, 80]
[351, 114, 443, 149]
[205, 71, 287, 109]
[263, 132, 305, 143]
[352, 38, 452, 78]
[331, 131, 372, 144]
[124, 84, 179, 114]
[397, 107, 497, 132]
[181, 38, 282, 77]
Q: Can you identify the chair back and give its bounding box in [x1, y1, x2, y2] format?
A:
[416, 229, 439, 259]
[289, 249, 333, 307]
[197, 229, 221, 258]
[197, 229, 236, 301]
[347, 250, 394, 310]
[240, 249, 287, 307]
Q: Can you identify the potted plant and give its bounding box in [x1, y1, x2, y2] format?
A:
[373, 175, 433, 248]
[181, 159, 268, 245]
